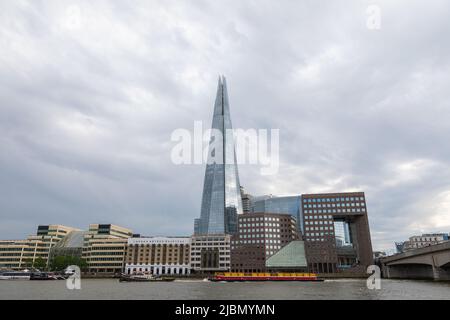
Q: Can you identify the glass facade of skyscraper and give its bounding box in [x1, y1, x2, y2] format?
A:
[334, 220, 352, 247]
[195, 76, 243, 235]
[252, 196, 303, 234]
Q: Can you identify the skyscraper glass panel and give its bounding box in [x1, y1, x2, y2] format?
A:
[252, 196, 303, 234]
[334, 220, 352, 247]
[195, 76, 243, 235]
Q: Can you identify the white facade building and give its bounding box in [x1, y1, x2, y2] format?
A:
[403, 233, 449, 251]
[190, 235, 231, 272]
[125, 237, 191, 276]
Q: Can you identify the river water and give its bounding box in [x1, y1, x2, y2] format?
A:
[0, 279, 449, 300]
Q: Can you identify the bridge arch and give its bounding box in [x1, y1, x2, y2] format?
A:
[385, 263, 434, 280]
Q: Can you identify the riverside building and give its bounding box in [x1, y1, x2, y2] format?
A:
[302, 192, 373, 273]
[230, 213, 299, 272]
[400, 233, 449, 252]
[252, 195, 303, 233]
[125, 237, 191, 275]
[190, 235, 231, 273]
[0, 224, 80, 270]
[82, 224, 133, 275]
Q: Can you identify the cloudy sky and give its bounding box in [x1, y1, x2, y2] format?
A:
[1, 0, 449, 251]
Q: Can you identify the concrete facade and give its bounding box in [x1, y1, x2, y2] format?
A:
[381, 241, 450, 281]
[302, 192, 373, 274]
[125, 237, 191, 276]
[190, 234, 231, 273]
[0, 225, 80, 270]
[230, 212, 299, 272]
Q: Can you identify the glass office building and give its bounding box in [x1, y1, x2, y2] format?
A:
[195, 76, 243, 235]
[252, 196, 303, 234]
[334, 220, 352, 247]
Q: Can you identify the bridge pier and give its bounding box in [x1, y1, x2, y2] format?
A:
[432, 265, 450, 281]
[384, 264, 434, 280]
[380, 242, 450, 281]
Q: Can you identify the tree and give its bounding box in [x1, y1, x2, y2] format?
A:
[50, 255, 88, 272]
[33, 257, 47, 271]
[19, 257, 47, 270]
[21, 258, 34, 269]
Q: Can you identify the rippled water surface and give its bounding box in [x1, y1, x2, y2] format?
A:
[0, 279, 449, 300]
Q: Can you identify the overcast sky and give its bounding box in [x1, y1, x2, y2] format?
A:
[1, 1, 449, 251]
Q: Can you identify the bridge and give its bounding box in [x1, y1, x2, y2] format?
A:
[380, 241, 450, 280]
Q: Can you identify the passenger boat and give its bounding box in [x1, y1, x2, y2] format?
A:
[119, 273, 176, 282]
[119, 273, 154, 282]
[209, 272, 324, 282]
[30, 272, 59, 280]
[0, 270, 32, 280]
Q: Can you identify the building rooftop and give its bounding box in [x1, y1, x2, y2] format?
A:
[54, 231, 88, 248]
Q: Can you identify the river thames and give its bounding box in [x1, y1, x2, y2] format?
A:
[0, 279, 449, 299]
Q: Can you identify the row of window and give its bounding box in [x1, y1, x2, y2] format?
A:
[305, 220, 334, 226]
[304, 202, 365, 209]
[239, 228, 281, 233]
[305, 232, 333, 237]
[128, 244, 189, 247]
[240, 233, 282, 239]
[235, 239, 282, 245]
[191, 250, 230, 254]
[305, 215, 333, 220]
[303, 196, 364, 203]
[304, 208, 365, 214]
[128, 248, 189, 252]
[239, 222, 281, 228]
[191, 242, 229, 246]
[88, 257, 124, 261]
[411, 237, 443, 242]
[233, 239, 282, 244]
[305, 238, 330, 242]
[190, 257, 230, 261]
[88, 252, 124, 256]
[240, 217, 281, 222]
[305, 226, 334, 232]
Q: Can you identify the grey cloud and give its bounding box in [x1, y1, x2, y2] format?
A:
[0, 0, 449, 251]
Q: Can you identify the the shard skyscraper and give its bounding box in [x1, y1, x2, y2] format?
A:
[195, 76, 243, 235]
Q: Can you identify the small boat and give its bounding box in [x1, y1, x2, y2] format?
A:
[0, 270, 32, 280]
[119, 273, 176, 282]
[30, 272, 59, 280]
[119, 273, 153, 282]
[209, 272, 324, 282]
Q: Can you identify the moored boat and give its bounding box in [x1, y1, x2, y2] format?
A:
[119, 273, 176, 282]
[0, 270, 32, 280]
[119, 273, 153, 282]
[30, 272, 59, 280]
[209, 272, 324, 282]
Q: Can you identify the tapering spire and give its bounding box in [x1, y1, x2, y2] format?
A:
[195, 76, 243, 235]
[213, 75, 227, 116]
